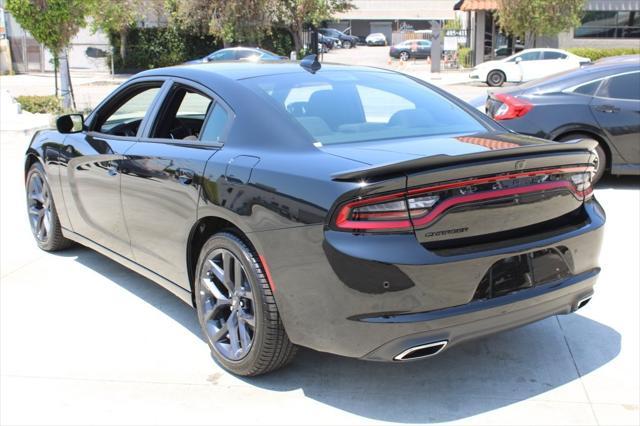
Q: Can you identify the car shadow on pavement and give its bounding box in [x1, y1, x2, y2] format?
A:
[596, 175, 640, 190]
[55, 239, 621, 423]
[54, 247, 205, 342]
[247, 316, 620, 423]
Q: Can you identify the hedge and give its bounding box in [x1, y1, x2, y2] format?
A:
[110, 27, 222, 72]
[16, 95, 63, 114]
[110, 27, 295, 73]
[567, 47, 640, 62]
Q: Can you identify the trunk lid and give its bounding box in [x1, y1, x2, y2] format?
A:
[328, 133, 597, 244]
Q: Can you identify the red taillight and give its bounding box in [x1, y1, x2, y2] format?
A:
[333, 167, 594, 232]
[493, 93, 533, 120]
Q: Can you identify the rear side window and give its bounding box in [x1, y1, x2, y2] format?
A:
[543, 51, 567, 60]
[150, 85, 212, 140]
[241, 71, 486, 145]
[573, 80, 602, 96]
[597, 72, 640, 100]
[200, 104, 229, 142]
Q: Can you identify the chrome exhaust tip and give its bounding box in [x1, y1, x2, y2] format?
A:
[576, 296, 592, 311]
[394, 340, 448, 361]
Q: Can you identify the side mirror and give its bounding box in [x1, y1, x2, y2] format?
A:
[515, 57, 522, 64]
[56, 113, 84, 134]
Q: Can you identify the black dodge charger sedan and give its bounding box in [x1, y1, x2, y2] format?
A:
[485, 57, 640, 182]
[25, 61, 604, 376]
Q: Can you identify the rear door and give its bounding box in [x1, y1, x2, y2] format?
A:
[59, 79, 165, 257]
[590, 71, 640, 167]
[121, 78, 233, 287]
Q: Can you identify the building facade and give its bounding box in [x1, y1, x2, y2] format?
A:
[333, 0, 459, 43]
[457, 0, 640, 66]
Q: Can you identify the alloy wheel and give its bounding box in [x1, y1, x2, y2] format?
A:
[199, 248, 255, 361]
[400, 51, 409, 61]
[27, 172, 52, 242]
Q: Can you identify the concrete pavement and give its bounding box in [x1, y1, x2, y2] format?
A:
[1, 56, 639, 425]
[1, 130, 639, 425]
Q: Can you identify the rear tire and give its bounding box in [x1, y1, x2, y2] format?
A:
[25, 163, 73, 252]
[195, 232, 297, 376]
[487, 70, 506, 87]
[556, 133, 607, 183]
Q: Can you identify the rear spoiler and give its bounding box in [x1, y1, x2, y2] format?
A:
[332, 138, 598, 182]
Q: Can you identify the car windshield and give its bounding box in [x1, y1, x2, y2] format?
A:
[240, 71, 486, 145]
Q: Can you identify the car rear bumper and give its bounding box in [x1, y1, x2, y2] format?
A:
[254, 199, 605, 360]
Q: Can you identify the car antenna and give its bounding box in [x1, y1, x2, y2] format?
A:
[300, 54, 321, 74]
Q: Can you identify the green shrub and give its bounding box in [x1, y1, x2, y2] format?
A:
[110, 27, 222, 72]
[567, 47, 640, 62]
[16, 95, 63, 114]
[458, 47, 472, 68]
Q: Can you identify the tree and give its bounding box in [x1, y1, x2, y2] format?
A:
[167, 0, 277, 46]
[496, 0, 585, 48]
[88, 0, 142, 67]
[6, 0, 87, 109]
[276, 0, 354, 53]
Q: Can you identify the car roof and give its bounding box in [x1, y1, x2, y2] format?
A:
[137, 61, 393, 82]
[508, 61, 639, 94]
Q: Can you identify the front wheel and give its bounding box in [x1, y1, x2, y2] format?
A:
[342, 40, 352, 49]
[195, 232, 297, 376]
[487, 70, 506, 87]
[25, 163, 73, 251]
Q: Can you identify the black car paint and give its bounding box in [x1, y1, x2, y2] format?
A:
[486, 62, 640, 175]
[26, 62, 604, 361]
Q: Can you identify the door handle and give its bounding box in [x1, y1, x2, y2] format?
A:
[175, 168, 195, 185]
[595, 104, 620, 113]
[107, 164, 118, 176]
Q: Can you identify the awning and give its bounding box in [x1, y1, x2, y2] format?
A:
[336, 1, 455, 21]
[459, 0, 499, 11]
[585, 0, 640, 10]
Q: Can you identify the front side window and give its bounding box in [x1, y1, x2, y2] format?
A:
[150, 85, 212, 140]
[511, 51, 540, 62]
[209, 50, 236, 61]
[241, 71, 486, 145]
[95, 85, 161, 136]
[575, 11, 640, 38]
[597, 72, 640, 100]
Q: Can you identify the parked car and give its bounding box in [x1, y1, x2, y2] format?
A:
[365, 32, 387, 46]
[389, 39, 432, 60]
[318, 33, 338, 51]
[318, 28, 358, 48]
[485, 57, 640, 182]
[30, 61, 603, 376]
[470, 48, 591, 87]
[185, 47, 287, 64]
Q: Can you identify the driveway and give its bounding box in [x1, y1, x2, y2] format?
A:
[1, 115, 639, 424]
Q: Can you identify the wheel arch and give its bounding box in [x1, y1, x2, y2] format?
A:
[186, 215, 261, 306]
[551, 127, 613, 170]
[24, 151, 42, 181]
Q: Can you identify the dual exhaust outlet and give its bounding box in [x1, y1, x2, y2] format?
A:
[394, 295, 592, 361]
[394, 340, 448, 361]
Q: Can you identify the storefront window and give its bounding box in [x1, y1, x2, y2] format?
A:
[575, 11, 640, 38]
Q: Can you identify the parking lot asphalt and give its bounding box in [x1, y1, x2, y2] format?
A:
[1, 52, 639, 425]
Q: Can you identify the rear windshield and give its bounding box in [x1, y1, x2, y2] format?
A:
[240, 71, 486, 145]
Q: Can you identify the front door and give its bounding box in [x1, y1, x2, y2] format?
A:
[121, 80, 233, 287]
[59, 81, 165, 257]
[590, 71, 640, 167]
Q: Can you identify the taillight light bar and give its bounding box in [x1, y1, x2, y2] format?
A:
[333, 167, 594, 232]
[493, 93, 533, 120]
